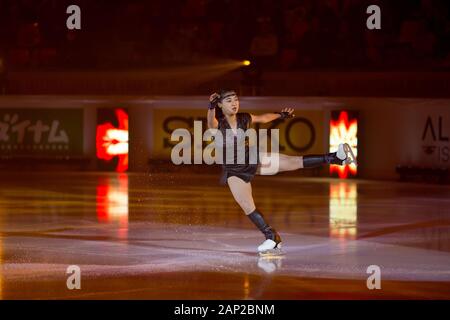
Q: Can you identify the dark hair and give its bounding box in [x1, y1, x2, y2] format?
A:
[214, 88, 237, 121]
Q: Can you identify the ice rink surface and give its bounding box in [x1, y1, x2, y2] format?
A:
[0, 172, 449, 299]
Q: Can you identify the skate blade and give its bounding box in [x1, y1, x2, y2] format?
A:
[258, 248, 284, 257]
[343, 143, 357, 166]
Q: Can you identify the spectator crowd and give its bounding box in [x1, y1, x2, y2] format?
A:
[0, 0, 449, 71]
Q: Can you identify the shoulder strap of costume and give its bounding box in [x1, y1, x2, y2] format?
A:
[242, 113, 252, 129]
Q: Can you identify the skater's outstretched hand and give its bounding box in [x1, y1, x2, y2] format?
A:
[279, 107, 295, 119]
[251, 107, 295, 124]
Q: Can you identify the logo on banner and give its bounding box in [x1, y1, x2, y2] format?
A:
[155, 109, 324, 160]
[0, 109, 83, 155]
[422, 116, 449, 163]
[170, 121, 280, 170]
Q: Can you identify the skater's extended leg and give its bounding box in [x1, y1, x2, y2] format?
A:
[303, 143, 356, 167]
[257, 143, 356, 175]
[257, 153, 301, 175]
[227, 176, 282, 252]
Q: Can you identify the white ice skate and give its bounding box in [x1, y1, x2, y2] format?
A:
[337, 143, 357, 166]
[258, 239, 283, 256]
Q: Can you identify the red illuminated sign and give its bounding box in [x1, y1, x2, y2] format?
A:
[329, 111, 358, 179]
[96, 108, 129, 172]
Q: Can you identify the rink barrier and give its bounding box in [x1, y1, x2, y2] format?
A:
[0, 95, 449, 180]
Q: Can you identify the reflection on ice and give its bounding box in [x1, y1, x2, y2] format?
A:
[257, 256, 284, 274]
[0, 172, 449, 299]
[329, 182, 357, 239]
[96, 174, 129, 239]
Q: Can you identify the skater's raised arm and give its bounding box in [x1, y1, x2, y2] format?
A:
[207, 93, 219, 129]
[251, 108, 295, 124]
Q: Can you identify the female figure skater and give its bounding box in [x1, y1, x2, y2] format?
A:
[207, 89, 356, 255]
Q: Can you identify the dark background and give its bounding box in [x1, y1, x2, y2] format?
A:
[0, 0, 449, 71]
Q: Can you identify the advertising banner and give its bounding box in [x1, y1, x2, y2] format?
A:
[152, 108, 325, 160]
[0, 108, 83, 156]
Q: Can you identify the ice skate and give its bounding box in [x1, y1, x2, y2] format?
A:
[336, 143, 357, 166]
[258, 239, 284, 256]
[247, 210, 284, 256]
